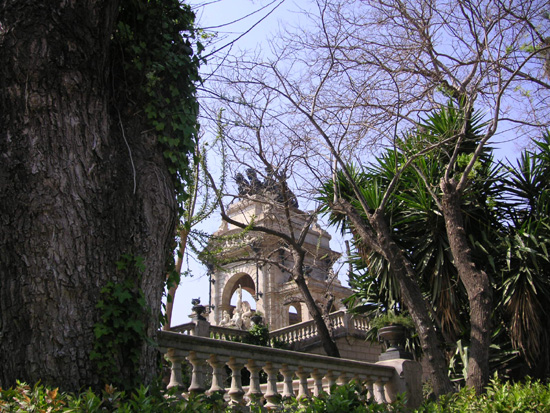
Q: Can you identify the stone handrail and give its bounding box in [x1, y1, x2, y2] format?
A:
[210, 325, 250, 341]
[171, 310, 371, 350]
[158, 330, 422, 409]
[170, 322, 195, 335]
[269, 310, 370, 348]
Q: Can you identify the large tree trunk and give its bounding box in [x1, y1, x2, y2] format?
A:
[441, 180, 492, 394]
[0, 1, 177, 391]
[334, 200, 455, 396]
[371, 212, 455, 396]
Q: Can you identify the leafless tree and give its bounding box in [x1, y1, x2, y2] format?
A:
[202, 93, 343, 356]
[205, 0, 550, 395]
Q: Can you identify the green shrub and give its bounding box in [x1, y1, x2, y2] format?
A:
[280, 381, 407, 412]
[418, 377, 550, 412]
[3, 376, 549, 412]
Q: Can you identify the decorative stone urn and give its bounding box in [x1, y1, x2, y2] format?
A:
[191, 298, 207, 321]
[378, 324, 413, 361]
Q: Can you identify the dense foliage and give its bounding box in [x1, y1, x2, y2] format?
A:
[319, 104, 550, 383]
[2, 379, 549, 412]
[113, 0, 202, 211]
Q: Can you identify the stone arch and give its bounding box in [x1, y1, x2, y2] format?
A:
[283, 295, 304, 325]
[221, 272, 256, 315]
[288, 304, 302, 325]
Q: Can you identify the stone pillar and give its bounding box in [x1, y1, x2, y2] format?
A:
[376, 359, 423, 409]
[324, 370, 340, 394]
[296, 366, 311, 401]
[206, 354, 228, 395]
[187, 351, 208, 394]
[311, 369, 326, 396]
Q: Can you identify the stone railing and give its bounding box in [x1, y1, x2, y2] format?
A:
[210, 325, 250, 341]
[172, 320, 249, 341]
[269, 310, 370, 349]
[170, 310, 371, 349]
[158, 330, 423, 410]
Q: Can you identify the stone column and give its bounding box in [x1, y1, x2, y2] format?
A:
[187, 351, 208, 394]
[296, 366, 311, 401]
[311, 369, 326, 396]
[324, 370, 340, 394]
[166, 348, 188, 394]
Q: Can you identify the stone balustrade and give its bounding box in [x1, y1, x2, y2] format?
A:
[269, 310, 369, 349]
[158, 330, 422, 410]
[210, 325, 250, 341]
[170, 322, 195, 335]
[171, 310, 371, 349]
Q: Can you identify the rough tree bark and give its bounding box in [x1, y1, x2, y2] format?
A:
[0, 1, 178, 390]
[291, 250, 341, 358]
[334, 200, 455, 396]
[441, 180, 492, 394]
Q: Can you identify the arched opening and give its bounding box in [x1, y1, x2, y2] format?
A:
[288, 304, 302, 325]
[220, 272, 256, 318]
[231, 288, 256, 313]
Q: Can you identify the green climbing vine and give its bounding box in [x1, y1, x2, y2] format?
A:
[112, 0, 203, 213]
[90, 254, 153, 390]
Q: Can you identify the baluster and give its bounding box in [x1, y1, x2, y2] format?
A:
[337, 372, 348, 385]
[263, 362, 281, 409]
[311, 369, 326, 396]
[166, 349, 188, 393]
[365, 376, 375, 400]
[324, 370, 340, 394]
[206, 354, 228, 395]
[296, 366, 311, 401]
[280, 364, 297, 399]
[245, 359, 264, 406]
[374, 378, 388, 404]
[227, 357, 246, 406]
[187, 351, 208, 394]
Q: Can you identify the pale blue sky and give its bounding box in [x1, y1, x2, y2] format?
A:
[171, 0, 303, 325]
[171, 0, 528, 326]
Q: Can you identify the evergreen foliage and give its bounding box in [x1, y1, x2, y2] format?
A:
[319, 104, 550, 382]
[112, 0, 202, 212]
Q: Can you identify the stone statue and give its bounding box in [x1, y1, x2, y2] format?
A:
[233, 167, 299, 209]
[220, 310, 231, 326]
[230, 284, 244, 329]
[236, 284, 242, 313]
[231, 309, 243, 329]
[246, 168, 263, 192]
[235, 173, 249, 195]
[241, 301, 253, 329]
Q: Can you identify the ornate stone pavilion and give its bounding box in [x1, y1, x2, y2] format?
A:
[206, 196, 350, 331]
[204, 171, 350, 332]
